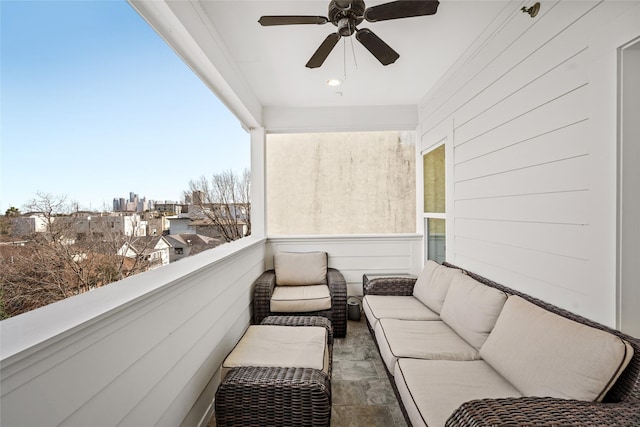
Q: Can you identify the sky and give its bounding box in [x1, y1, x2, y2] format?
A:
[0, 0, 251, 213]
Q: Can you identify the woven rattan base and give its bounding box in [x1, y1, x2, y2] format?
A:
[215, 316, 333, 427]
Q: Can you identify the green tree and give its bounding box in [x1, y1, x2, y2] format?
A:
[5, 207, 20, 217]
[0, 207, 21, 236]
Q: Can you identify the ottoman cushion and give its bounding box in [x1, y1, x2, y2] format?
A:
[222, 325, 329, 379]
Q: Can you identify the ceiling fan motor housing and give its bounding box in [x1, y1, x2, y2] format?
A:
[258, 0, 440, 68]
[329, 0, 365, 36]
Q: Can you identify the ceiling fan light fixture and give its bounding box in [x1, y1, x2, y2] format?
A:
[326, 78, 343, 86]
[259, 0, 440, 68]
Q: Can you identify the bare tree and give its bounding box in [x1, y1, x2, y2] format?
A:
[185, 169, 251, 242]
[0, 193, 154, 317]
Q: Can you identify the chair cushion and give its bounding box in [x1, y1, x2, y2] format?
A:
[222, 325, 329, 379]
[363, 295, 439, 328]
[375, 319, 480, 375]
[270, 285, 332, 313]
[480, 295, 635, 402]
[274, 251, 328, 286]
[412, 262, 462, 314]
[440, 274, 507, 349]
[394, 359, 522, 427]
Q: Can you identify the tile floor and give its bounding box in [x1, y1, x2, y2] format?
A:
[207, 316, 407, 426]
[330, 316, 407, 427]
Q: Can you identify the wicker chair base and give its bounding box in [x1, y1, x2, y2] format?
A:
[215, 316, 333, 427]
[215, 366, 331, 427]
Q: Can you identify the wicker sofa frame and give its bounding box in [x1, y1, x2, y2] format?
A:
[363, 262, 640, 427]
[215, 316, 333, 427]
[253, 268, 347, 337]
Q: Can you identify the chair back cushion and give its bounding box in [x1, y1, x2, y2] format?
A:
[274, 251, 328, 286]
[440, 274, 507, 349]
[480, 295, 634, 401]
[413, 261, 461, 314]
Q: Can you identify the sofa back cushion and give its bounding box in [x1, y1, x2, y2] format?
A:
[440, 274, 507, 349]
[413, 262, 461, 314]
[274, 251, 328, 286]
[480, 295, 634, 402]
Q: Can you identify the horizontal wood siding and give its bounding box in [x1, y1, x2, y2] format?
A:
[0, 237, 267, 427]
[418, 1, 640, 325]
[266, 235, 423, 296]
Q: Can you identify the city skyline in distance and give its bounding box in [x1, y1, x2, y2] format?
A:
[1, 0, 250, 213]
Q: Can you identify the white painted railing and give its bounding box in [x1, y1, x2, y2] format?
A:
[0, 234, 422, 426]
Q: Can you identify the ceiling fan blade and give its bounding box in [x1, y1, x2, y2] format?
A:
[364, 0, 439, 22]
[306, 33, 341, 69]
[258, 16, 329, 26]
[355, 28, 399, 66]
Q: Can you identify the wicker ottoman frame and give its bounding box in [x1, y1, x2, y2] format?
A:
[362, 264, 640, 427]
[215, 316, 333, 427]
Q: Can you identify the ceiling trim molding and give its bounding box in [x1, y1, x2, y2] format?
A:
[262, 105, 418, 134]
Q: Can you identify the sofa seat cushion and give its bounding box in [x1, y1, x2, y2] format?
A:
[270, 285, 332, 313]
[375, 319, 480, 374]
[412, 261, 462, 314]
[394, 359, 522, 427]
[440, 274, 507, 349]
[222, 325, 329, 379]
[274, 251, 327, 286]
[480, 295, 635, 402]
[363, 295, 439, 328]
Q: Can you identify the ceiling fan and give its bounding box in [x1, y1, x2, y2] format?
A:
[258, 0, 440, 69]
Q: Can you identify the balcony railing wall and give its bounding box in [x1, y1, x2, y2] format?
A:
[1, 234, 422, 426]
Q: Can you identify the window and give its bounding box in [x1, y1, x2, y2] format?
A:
[423, 144, 446, 263]
[175, 248, 184, 255]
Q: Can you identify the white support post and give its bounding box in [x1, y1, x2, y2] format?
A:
[250, 127, 266, 238]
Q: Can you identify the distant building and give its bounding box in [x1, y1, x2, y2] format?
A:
[73, 213, 147, 237]
[117, 236, 171, 269]
[167, 215, 247, 240]
[155, 203, 183, 216]
[167, 217, 194, 235]
[112, 191, 151, 213]
[10, 213, 49, 237]
[164, 233, 222, 262]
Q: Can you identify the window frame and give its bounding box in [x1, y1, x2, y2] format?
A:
[421, 141, 447, 263]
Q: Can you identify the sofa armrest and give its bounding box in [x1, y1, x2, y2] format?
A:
[253, 270, 276, 324]
[446, 397, 640, 427]
[327, 268, 347, 338]
[363, 275, 416, 296]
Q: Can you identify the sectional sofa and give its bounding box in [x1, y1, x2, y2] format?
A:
[363, 261, 640, 427]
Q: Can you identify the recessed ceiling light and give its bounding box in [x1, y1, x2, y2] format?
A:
[326, 79, 342, 87]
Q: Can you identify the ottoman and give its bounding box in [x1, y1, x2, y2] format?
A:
[215, 316, 333, 427]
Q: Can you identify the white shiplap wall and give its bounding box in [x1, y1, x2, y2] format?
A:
[418, 1, 640, 326]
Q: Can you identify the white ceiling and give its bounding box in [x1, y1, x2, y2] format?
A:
[198, 1, 510, 109]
